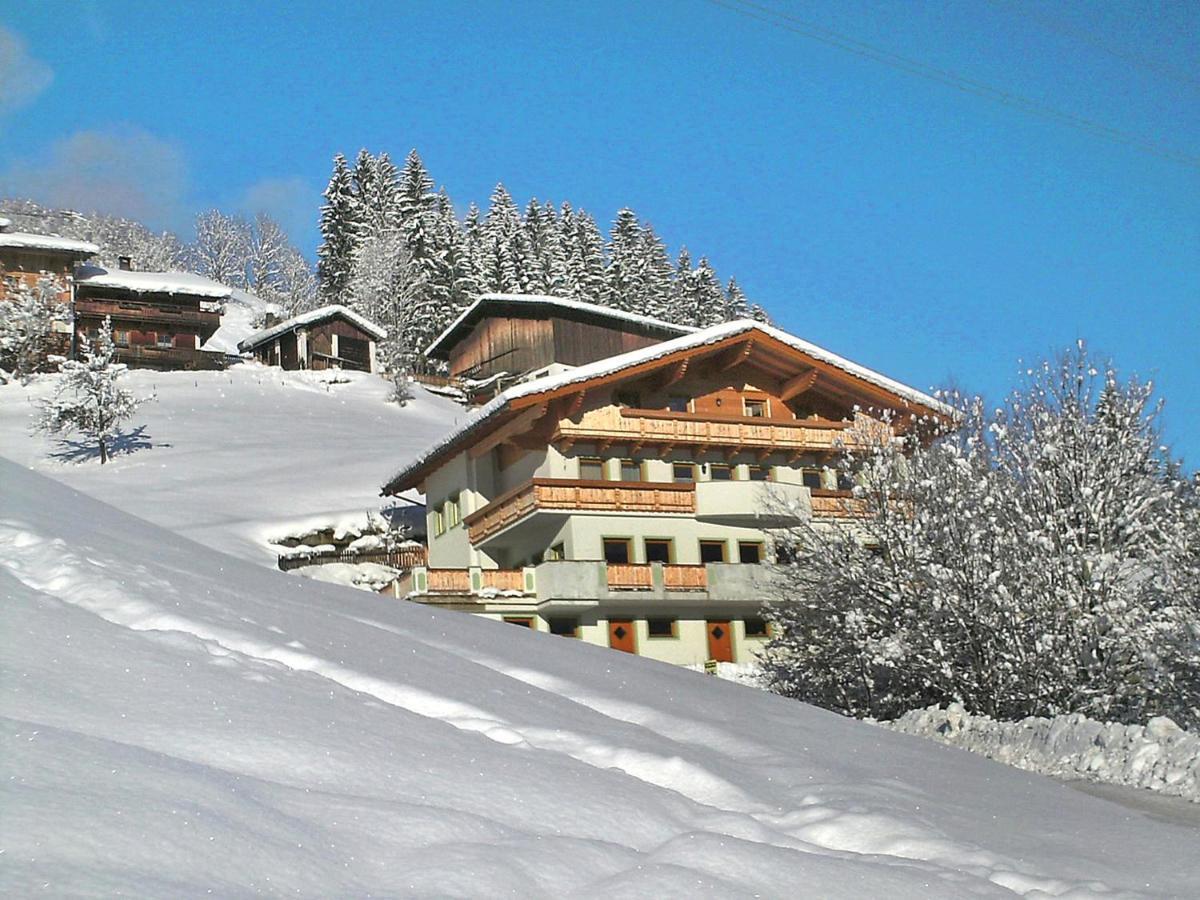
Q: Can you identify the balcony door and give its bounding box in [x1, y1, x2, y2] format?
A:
[706, 620, 734, 662]
[609, 619, 637, 654]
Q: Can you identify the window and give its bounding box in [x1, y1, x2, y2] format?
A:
[744, 398, 768, 418]
[445, 495, 461, 527]
[699, 540, 727, 563]
[743, 617, 771, 638]
[647, 618, 678, 638]
[801, 468, 823, 490]
[644, 539, 673, 563]
[549, 617, 579, 637]
[738, 541, 763, 564]
[673, 463, 696, 483]
[155, 332, 173, 348]
[112, 329, 130, 346]
[666, 395, 690, 413]
[545, 542, 565, 561]
[615, 390, 641, 408]
[503, 617, 535, 629]
[579, 457, 604, 480]
[432, 507, 445, 537]
[619, 459, 642, 482]
[603, 538, 631, 564]
[746, 465, 770, 481]
[708, 464, 732, 481]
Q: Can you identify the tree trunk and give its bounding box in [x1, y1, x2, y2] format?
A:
[99, 438, 108, 465]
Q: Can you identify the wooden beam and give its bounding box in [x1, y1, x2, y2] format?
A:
[566, 389, 587, 419]
[470, 404, 547, 458]
[714, 339, 754, 373]
[724, 444, 744, 462]
[757, 447, 773, 462]
[653, 358, 689, 389]
[779, 368, 818, 401]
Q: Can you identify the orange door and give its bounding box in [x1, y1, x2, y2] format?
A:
[707, 620, 733, 662]
[609, 619, 637, 654]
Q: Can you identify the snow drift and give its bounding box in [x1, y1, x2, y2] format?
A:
[886, 703, 1199, 803]
[2, 457, 1198, 896]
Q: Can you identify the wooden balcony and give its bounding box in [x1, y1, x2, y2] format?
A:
[606, 563, 653, 590]
[465, 478, 696, 544]
[554, 406, 889, 456]
[76, 299, 221, 329]
[810, 489, 870, 519]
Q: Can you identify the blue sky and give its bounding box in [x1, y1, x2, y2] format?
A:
[2, 1, 1197, 465]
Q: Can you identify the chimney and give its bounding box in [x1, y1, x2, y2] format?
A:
[263, 312, 280, 328]
[118, 255, 132, 271]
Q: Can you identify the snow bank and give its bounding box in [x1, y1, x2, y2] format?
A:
[3, 457, 1200, 895]
[884, 703, 1200, 803]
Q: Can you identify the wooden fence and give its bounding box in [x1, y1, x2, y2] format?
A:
[278, 546, 427, 572]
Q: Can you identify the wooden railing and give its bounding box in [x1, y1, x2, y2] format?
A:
[606, 563, 653, 590]
[76, 299, 221, 328]
[427, 568, 471, 592]
[465, 478, 696, 544]
[482, 569, 525, 591]
[663, 564, 708, 590]
[554, 406, 888, 453]
[810, 489, 870, 519]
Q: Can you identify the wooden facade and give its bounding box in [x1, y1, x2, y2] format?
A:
[0, 237, 97, 365]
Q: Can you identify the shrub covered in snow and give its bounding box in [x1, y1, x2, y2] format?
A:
[883, 703, 1200, 803]
[763, 343, 1200, 728]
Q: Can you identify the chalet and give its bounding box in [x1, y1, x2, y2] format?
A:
[74, 260, 230, 370]
[0, 217, 98, 358]
[427, 293, 693, 401]
[238, 305, 386, 373]
[381, 296, 953, 667]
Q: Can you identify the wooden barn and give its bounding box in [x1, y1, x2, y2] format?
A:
[426, 294, 693, 401]
[238, 305, 386, 373]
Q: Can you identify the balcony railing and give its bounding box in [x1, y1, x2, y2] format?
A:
[76, 300, 221, 329]
[465, 478, 696, 544]
[555, 406, 889, 454]
[810, 489, 870, 519]
[606, 563, 653, 590]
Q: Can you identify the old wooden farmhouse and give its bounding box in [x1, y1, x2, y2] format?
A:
[73, 259, 232, 370]
[382, 295, 952, 667]
[239, 305, 386, 373]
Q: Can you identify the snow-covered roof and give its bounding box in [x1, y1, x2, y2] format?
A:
[425, 293, 695, 359]
[75, 265, 233, 298]
[384, 319, 954, 493]
[238, 305, 388, 353]
[0, 231, 99, 255]
[0, 217, 11, 230]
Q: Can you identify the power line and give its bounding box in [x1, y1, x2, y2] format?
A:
[706, 0, 1200, 170]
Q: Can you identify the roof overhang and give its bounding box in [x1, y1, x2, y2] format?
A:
[382, 320, 955, 496]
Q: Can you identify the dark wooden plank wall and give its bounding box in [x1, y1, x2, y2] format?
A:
[551, 317, 663, 367]
[448, 316, 555, 378]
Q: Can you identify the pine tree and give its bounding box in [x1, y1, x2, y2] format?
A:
[639, 222, 675, 321]
[562, 206, 607, 303]
[436, 190, 479, 316]
[604, 208, 643, 311]
[35, 317, 150, 464]
[0, 274, 68, 379]
[316, 153, 359, 302]
[480, 184, 529, 293]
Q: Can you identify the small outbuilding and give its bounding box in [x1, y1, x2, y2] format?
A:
[238, 305, 387, 373]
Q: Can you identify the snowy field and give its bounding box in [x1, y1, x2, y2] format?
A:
[3, 459, 1200, 896]
[0, 365, 465, 563]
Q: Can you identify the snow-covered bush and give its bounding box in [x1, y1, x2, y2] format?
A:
[34, 316, 151, 464]
[0, 273, 68, 379]
[762, 343, 1200, 728]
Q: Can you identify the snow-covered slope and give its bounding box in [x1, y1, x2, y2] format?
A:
[2, 458, 1197, 897]
[0, 366, 466, 563]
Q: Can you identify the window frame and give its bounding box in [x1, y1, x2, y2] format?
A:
[699, 539, 728, 563]
[646, 617, 679, 639]
[743, 617, 771, 638]
[502, 616, 535, 629]
[743, 397, 768, 418]
[602, 537, 633, 564]
[708, 463, 732, 481]
[746, 465, 771, 482]
[737, 541, 764, 564]
[445, 494, 461, 528]
[545, 542, 565, 561]
[432, 506, 445, 537]
[618, 458, 642, 482]
[579, 456, 605, 481]
[666, 395, 690, 413]
[672, 462, 697, 483]
[801, 468, 824, 490]
[643, 538, 674, 564]
[548, 617, 580, 638]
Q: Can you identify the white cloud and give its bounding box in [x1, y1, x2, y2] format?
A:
[0, 127, 189, 230]
[0, 26, 54, 115]
[238, 176, 320, 247]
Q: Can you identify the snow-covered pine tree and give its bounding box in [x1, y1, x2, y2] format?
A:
[523, 199, 568, 296]
[191, 210, 250, 287]
[724, 277, 752, 320]
[562, 206, 607, 303]
[436, 190, 480, 318]
[317, 154, 360, 302]
[35, 316, 150, 464]
[638, 222, 675, 321]
[0, 274, 68, 380]
[604, 208, 643, 312]
[480, 184, 529, 293]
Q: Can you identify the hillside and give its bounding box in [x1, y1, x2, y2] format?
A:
[0, 367, 465, 563]
[2, 456, 1198, 896]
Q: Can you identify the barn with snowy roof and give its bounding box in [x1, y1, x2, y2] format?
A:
[239, 305, 387, 373]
